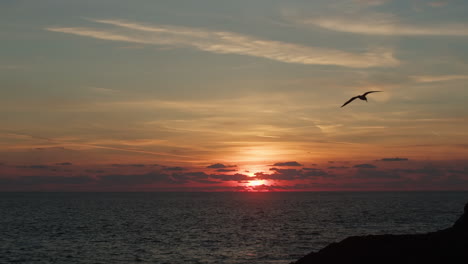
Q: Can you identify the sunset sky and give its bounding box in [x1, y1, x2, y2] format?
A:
[2, 0, 468, 191]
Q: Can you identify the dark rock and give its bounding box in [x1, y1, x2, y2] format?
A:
[292, 202, 468, 263]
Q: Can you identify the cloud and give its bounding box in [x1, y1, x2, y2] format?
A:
[5, 169, 250, 188]
[444, 175, 468, 186]
[180, 172, 209, 178]
[16, 165, 52, 169]
[3, 161, 468, 191]
[210, 173, 251, 181]
[258, 167, 329, 180]
[411, 75, 468, 83]
[87, 86, 120, 94]
[162, 166, 186, 171]
[354, 0, 391, 6]
[111, 164, 146, 167]
[45, 19, 399, 68]
[99, 172, 171, 185]
[428, 1, 449, 7]
[35, 147, 66, 151]
[328, 166, 349, 169]
[304, 14, 468, 36]
[0, 175, 93, 185]
[56, 162, 73, 166]
[207, 163, 227, 169]
[302, 169, 330, 177]
[207, 163, 238, 170]
[353, 169, 401, 179]
[396, 166, 444, 181]
[0, 65, 24, 70]
[447, 168, 468, 176]
[272, 161, 303, 166]
[114, 171, 190, 186]
[267, 168, 301, 180]
[303, 167, 320, 170]
[85, 169, 105, 174]
[216, 169, 237, 172]
[194, 179, 221, 184]
[379, 157, 409, 162]
[353, 164, 377, 168]
[7, 132, 190, 159]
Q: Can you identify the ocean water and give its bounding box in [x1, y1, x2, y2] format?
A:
[1, 192, 467, 264]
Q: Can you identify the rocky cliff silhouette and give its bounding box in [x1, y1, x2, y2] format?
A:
[292, 203, 468, 263]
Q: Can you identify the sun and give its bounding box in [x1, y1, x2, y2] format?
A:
[247, 179, 266, 187]
[238, 165, 271, 190]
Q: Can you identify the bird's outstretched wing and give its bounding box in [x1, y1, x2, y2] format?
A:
[363, 91, 382, 96]
[341, 96, 358, 107]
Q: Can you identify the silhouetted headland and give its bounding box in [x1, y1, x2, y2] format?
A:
[292, 202, 468, 263]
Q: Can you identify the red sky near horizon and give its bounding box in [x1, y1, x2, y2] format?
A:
[2, 157, 468, 192]
[2, 1, 468, 191]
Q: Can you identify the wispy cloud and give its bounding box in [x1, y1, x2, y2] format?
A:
[428, 1, 449, 8]
[411, 75, 468, 83]
[56, 162, 73, 166]
[379, 157, 409, 162]
[0, 65, 24, 70]
[207, 163, 237, 169]
[303, 13, 468, 36]
[4, 132, 190, 159]
[272, 161, 303, 167]
[86, 86, 120, 94]
[46, 19, 398, 68]
[353, 163, 377, 168]
[354, 0, 391, 6]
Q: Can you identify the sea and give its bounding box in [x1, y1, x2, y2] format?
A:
[1, 191, 467, 264]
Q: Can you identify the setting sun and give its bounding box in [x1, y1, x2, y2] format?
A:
[246, 179, 267, 187]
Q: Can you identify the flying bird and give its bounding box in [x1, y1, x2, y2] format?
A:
[341, 91, 382, 108]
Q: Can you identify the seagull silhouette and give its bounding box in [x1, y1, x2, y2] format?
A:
[341, 91, 382, 108]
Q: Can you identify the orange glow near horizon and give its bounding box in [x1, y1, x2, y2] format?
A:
[246, 179, 267, 187]
[241, 164, 270, 177]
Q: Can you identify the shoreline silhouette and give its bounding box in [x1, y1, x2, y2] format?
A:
[292, 202, 468, 263]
